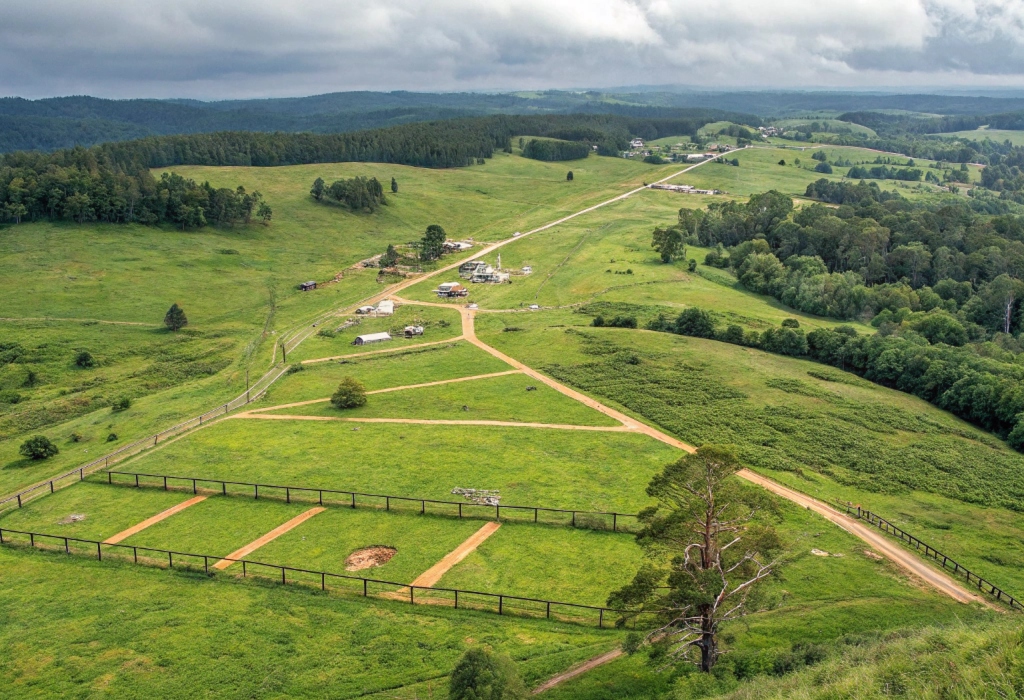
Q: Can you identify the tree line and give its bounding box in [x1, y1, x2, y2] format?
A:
[521, 139, 591, 161]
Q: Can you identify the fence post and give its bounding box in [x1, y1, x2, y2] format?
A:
[386, 497, 390, 511]
[16, 495, 21, 507]
[599, 609, 604, 628]
[455, 590, 459, 609]
[0, 529, 4, 544]
[50, 481, 54, 494]
[351, 493, 355, 509]
[321, 572, 326, 591]
[546, 602, 551, 619]
[458, 503, 462, 518]
[242, 561, 246, 577]
[168, 552, 172, 568]
[80, 469, 84, 481]
[499, 596, 503, 615]
[133, 546, 137, 563]
[319, 491, 323, 506]
[192, 479, 197, 495]
[534, 508, 538, 523]
[222, 482, 226, 496]
[135, 474, 139, 488]
[108, 472, 112, 484]
[29, 533, 34, 547]
[97, 542, 102, 561]
[496, 505, 500, 521]
[410, 586, 415, 604]
[613, 513, 617, 532]
[66, 538, 70, 554]
[255, 484, 259, 500]
[204, 556, 209, 574]
[282, 568, 286, 585]
[572, 512, 576, 527]
[163, 476, 168, 491]
[286, 487, 290, 504]
[421, 500, 425, 515]
[363, 579, 368, 596]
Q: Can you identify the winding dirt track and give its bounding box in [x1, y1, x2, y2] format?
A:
[388, 299, 990, 609]
[235, 413, 632, 432]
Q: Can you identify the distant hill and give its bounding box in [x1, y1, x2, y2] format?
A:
[4, 90, 1024, 153]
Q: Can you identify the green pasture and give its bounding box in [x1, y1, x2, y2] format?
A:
[937, 128, 1024, 147]
[262, 372, 620, 427]
[477, 315, 1024, 596]
[0, 544, 619, 698]
[116, 417, 680, 512]
[772, 118, 878, 138]
[264, 341, 509, 404]
[0, 481, 190, 542]
[288, 304, 463, 362]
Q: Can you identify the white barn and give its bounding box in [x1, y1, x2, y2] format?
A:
[375, 300, 395, 316]
[353, 332, 392, 346]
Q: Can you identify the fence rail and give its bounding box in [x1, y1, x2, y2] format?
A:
[832, 500, 1022, 611]
[0, 527, 631, 628]
[0, 365, 287, 516]
[99, 470, 640, 532]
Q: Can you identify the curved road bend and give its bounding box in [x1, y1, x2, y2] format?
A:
[391, 298, 990, 608]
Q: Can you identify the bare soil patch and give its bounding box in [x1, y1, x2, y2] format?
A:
[346, 546, 397, 571]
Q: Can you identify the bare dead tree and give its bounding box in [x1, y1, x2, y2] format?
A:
[608, 445, 781, 672]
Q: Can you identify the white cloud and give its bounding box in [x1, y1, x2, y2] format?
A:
[0, 0, 1022, 98]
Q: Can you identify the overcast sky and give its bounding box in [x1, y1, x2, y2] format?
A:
[2, 0, 1023, 99]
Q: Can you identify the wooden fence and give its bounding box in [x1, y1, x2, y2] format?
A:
[97, 470, 641, 532]
[0, 364, 287, 516]
[0, 527, 634, 628]
[833, 500, 1022, 611]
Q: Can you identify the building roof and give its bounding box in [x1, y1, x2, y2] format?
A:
[376, 300, 395, 311]
[355, 332, 392, 342]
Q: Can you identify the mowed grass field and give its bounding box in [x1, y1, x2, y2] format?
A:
[937, 128, 1024, 147]
[0, 151, 678, 499]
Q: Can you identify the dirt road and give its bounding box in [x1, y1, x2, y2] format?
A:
[409, 521, 501, 588]
[103, 495, 207, 544]
[235, 413, 632, 432]
[213, 507, 325, 570]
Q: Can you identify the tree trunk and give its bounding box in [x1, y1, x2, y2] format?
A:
[699, 617, 717, 672]
[1005, 294, 1015, 335]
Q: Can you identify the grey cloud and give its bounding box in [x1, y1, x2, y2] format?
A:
[0, 0, 1023, 98]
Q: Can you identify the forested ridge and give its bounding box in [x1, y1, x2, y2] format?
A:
[651, 187, 1024, 453]
[0, 111, 746, 227]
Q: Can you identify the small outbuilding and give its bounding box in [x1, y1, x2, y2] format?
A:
[356, 306, 375, 315]
[404, 325, 424, 338]
[437, 282, 469, 298]
[353, 332, 392, 346]
[375, 300, 395, 316]
[300, 281, 317, 291]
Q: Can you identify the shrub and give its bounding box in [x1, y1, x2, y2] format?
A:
[75, 350, 95, 368]
[448, 647, 526, 700]
[814, 161, 834, 174]
[0, 389, 21, 404]
[675, 308, 717, 338]
[592, 315, 606, 327]
[20, 435, 58, 460]
[781, 318, 801, 328]
[287, 364, 305, 374]
[106, 433, 118, 442]
[331, 377, 367, 409]
[69, 432, 83, 443]
[317, 328, 336, 338]
[111, 396, 132, 412]
[688, 259, 697, 272]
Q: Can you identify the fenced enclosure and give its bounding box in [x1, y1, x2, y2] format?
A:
[833, 500, 1022, 611]
[97, 470, 642, 532]
[0, 365, 287, 516]
[0, 527, 633, 628]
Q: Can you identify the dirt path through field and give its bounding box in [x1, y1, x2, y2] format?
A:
[103, 495, 207, 544]
[531, 648, 624, 694]
[409, 521, 501, 588]
[394, 297, 990, 611]
[213, 507, 325, 570]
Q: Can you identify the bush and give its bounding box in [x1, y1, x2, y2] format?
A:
[111, 396, 132, 412]
[688, 259, 697, 272]
[317, 328, 336, 338]
[74, 350, 95, 368]
[106, 433, 118, 442]
[0, 389, 21, 404]
[675, 307, 717, 338]
[814, 161, 834, 174]
[19, 435, 58, 460]
[781, 318, 800, 328]
[449, 647, 526, 700]
[331, 377, 367, 409]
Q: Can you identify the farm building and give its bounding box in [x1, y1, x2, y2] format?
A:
[300, 280, 317, 291]
[459, 260, 488, 279]
[437, 282, 469, 298]
[353, 332, 392, 346]
[630, 138, 644, 149]
[471, 266, 510, 284]
[444, 241, 474, 251]
[404, 325, 424, 338]
[648, 183, 721, 195]
[355, 306, 375, 315]
[375, 300, 395, 316]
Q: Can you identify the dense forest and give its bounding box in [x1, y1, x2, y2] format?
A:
[653, 188, 1024, 451]
[0, 111, 746, 227]
[521, 138, 591, 161]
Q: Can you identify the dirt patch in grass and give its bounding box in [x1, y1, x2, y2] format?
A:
[345, 546, 396, 571]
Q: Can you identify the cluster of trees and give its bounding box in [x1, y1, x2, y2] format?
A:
[674, 189, 1024, 341]
[521, 139, 591, 161]
[660, 308, 1024, 451]
[419, 224, 447, 262]
[846, 165, 923, 181]
[310, 176, 387, 212]
[0, 148, 268, 229]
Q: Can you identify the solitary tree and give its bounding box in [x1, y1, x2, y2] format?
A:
[164, 303, 188, 331]
[310, 177, 326, 201]
[420, 224, 447, 262]
[566, 171, 574, 181]
[74, 350, 95, 368]
[675, 307, 716, 338]
[449, 647, 526, 700]
[331, 377, 367, 409]
[20, 435, 59, 460]
[380, 244, 399, 268]
[651, 226, 685, 263]
[608, 446, 781, 673]
[391, 177, 398, 194]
